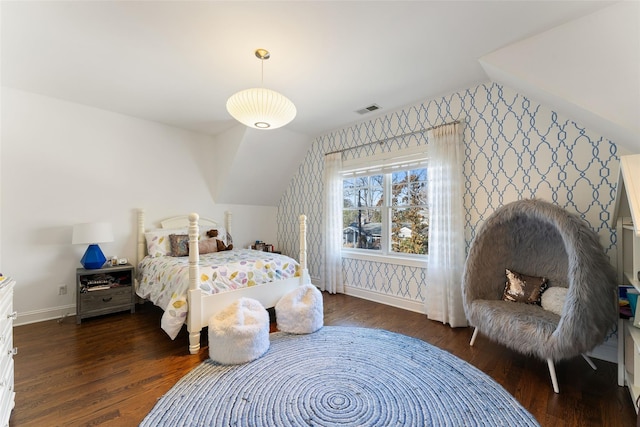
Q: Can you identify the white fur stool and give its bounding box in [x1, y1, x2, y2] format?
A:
[275, 284, 323, 334]
[208, 297, 270, 365]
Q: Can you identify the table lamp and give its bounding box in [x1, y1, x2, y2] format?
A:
[72, 222, 114, 269]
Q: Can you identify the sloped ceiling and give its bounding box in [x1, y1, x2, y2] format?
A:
[211, 125, 311, 206]
[1, 1, 638, 207]
[480, 1, 640, 154]
[2, 1, 616, 138]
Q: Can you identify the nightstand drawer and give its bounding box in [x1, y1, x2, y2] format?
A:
[80, 287, 131, 312]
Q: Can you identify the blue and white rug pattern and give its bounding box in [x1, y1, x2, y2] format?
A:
[142, 326, 539, 426]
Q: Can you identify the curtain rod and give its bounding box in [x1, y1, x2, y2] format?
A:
[324, 120, 460, 156]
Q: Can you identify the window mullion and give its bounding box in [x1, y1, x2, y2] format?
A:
[382, 173, 391, 255]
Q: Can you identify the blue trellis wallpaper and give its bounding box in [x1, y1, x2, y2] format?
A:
[277, 82, 619, 311]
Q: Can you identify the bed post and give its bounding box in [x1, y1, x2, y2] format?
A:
[187, 212, 202, 354]
[299, 214, 310, 284]
[298, 214, 307, 270]
[226, 211, 232, 241]
[137, 209, 146, 266]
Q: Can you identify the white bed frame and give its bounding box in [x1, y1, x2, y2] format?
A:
[136, 209, 310, 354]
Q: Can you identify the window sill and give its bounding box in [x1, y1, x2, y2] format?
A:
[341, 251, 427, 268]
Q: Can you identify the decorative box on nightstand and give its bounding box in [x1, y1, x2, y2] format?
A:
[251, 242, 279, 253]
[76, 264, 135, 324]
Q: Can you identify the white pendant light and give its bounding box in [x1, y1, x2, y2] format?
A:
[226, 49, 296, 130]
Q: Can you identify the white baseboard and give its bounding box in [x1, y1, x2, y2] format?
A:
[343, 285, 426, 314]
[14, 304, 76, 326]
[588, 339, 618, 364]
[313, 277, 425, 313]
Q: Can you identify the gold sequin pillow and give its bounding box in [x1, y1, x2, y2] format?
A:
[502, 269, 548, 305]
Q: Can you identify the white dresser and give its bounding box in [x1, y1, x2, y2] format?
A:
[0, 278, 16, 426]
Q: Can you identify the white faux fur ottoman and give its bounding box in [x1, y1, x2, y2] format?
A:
[208, 298, 270, 365]
[275, 284, 323, 334]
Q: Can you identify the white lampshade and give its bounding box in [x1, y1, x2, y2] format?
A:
[72, 222, 114, 245]
[226, 87, 297, 130]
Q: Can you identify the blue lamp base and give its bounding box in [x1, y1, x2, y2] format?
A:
[80, 244, 107, 269]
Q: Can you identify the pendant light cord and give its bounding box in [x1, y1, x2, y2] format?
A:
[255, 48, 270, 88]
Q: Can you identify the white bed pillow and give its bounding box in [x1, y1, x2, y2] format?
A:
[145, 228, 187, 257]
[541, 286, 568, 316]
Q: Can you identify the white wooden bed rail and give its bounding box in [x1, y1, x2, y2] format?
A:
[136, 209, 310, 354]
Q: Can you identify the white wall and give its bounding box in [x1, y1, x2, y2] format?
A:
[277, 81, 621, 361]
[279, 82, 621, 309]
[1, 88, 278, 325]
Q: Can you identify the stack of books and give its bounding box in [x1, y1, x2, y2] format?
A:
[80, 274, 118, 293]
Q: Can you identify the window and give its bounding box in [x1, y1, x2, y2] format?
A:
[342, 157, 428, 256]
[343, 174, 384, 250]
[390, 168, 428, 254]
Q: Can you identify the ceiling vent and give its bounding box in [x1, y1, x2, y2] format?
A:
[356, 104, 381, 115]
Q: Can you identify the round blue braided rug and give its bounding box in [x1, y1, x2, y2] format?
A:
[142, 326, 539, 426]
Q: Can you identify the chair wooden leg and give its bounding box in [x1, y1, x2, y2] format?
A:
[547, 358, 560, 394]
[470, 327, 479, 346]
[582, 354, 597, 370]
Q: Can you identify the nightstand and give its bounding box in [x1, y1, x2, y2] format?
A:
[76, 264, 135, 324]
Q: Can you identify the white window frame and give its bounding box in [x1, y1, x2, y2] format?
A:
[341, 146, 429, 267]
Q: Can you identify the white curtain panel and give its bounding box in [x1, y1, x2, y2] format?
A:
[425, 123, 468, 327]
[323, 152, 344, 294]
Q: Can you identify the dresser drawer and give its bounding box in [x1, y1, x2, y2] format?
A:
[0, 278, 15, 425]
[0, 292, 12, 334]
[0, 320, 13, 373]
[0, 294, 10, 320]
[0, 358, 14, 427]
[0, 317, 11, 353]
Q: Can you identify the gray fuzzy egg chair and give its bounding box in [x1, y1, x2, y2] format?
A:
[462, 199, 617, 393]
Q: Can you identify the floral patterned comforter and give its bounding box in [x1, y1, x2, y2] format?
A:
[136, 249, 300, 339]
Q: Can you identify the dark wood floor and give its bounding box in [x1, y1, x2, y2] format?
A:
[9, 293, 636, 426]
